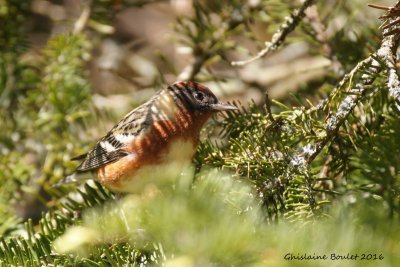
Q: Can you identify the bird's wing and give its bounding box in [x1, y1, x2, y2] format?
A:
[75, 104, 152, 172]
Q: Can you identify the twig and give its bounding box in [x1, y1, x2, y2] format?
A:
[264, 91, 275, 123]
[307, 57, 375, 115]
[231, 0, 316, 67]
[178, 50, 214, 81]
[368, 3, 393, 11]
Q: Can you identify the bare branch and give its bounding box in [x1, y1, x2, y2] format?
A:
[368, 3, 393, 11]
[231, 0, 316, 67]
[178, 50, 214, 81]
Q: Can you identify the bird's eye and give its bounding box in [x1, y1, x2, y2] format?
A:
[194, 92, 204, 101]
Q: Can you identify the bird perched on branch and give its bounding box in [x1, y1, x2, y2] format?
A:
[64, 81, 237, 192]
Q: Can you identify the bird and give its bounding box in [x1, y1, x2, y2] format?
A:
[66, 81, 237, 193]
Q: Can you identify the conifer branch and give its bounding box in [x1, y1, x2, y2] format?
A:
[289, 55, 380, 168]
[290, 1, 400, 169]
[177, 4, 246, 80]
[231, 0, 316, 67]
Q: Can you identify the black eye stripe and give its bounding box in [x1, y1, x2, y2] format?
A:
[168, 82, 218, 112]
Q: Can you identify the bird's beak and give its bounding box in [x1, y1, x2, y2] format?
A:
[210, 102, 238, 111]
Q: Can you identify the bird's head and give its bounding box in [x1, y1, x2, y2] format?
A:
[169, 81, 237, 114]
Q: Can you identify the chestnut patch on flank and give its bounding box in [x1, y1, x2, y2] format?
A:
[97, 120, 201, 190]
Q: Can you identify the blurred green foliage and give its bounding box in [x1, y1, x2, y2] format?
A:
[0, 0, 399, 266]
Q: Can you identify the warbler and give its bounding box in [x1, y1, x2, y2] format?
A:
[68, 81, 237, 192]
